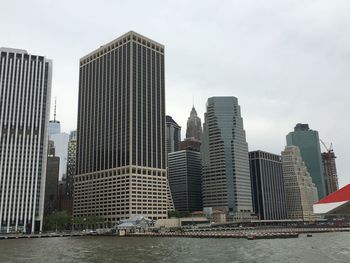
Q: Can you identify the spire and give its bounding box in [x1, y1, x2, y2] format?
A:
[54, 97, 57, 121]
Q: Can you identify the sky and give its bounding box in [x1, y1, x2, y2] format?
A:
[1, 0, 349, 187]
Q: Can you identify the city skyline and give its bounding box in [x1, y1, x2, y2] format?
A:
[1, 0, 349, 188]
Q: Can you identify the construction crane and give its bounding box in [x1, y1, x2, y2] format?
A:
[320, 139, 333, 153]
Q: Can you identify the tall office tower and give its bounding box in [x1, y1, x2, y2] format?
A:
[201, 97, 253, 219]
[168, 150, 202, 213]
[286, 123, 326, 200]
[185, 106, 202, 141]
[66, 130, 76, 198]
[249, 151, 287, 220]
[0, 48, 52, 233]
[165, 115, 181, 154]
[322, 149, 339, 196]
[75, 31, 170, 223]
[44, 141, 59, 215]
[48, 101, 69, 180]
[281, 146, 318, 220]
[57, 130, 76, 215]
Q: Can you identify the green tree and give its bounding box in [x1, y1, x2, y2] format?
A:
[44, 211, 71, 231]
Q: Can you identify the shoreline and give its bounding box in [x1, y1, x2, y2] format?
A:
[1, 227, 349, 240]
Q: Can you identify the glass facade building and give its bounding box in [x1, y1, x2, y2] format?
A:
[168, 150, 202, 213]
[249, 150, 287, 220]
[201, 97, 253, 219]
[286, 123, 326, 200]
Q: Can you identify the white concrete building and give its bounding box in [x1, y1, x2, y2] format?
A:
[0, 47, 52, 233]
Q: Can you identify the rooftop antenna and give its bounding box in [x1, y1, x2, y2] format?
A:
[54, 97, 57, 121]
[192, 96, 194, 108]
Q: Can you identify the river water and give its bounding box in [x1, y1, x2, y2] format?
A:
[1, 232, 349, 262]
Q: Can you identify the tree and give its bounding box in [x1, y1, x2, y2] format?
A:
[44, 211, 71, 231]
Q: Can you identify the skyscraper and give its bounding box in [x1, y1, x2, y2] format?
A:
[201, 97, 253, 219]
[185, 106, 202, 141]
[0, 47, 52, 233]
[282, 146, 318, 220]
[44, 140, 59, 215]
[322, 149, 339, 196]
[165, 115, 181, 155]
[249, 150, 287, 220]
[168, 150, 202, 213]
[48, 100, 69, 180]
[74, 31, 170, 223]
[286, 123, 326, 199]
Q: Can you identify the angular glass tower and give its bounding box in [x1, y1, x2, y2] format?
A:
[165, 115, 181, 155]
[201, 97, 253, 219]
[286, 124, 326, 199]
[0, 48, 52, 233]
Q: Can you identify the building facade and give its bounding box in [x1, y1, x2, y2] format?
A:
[168, 150, 202, 213]
[249, 151, 287, 220]
[201, 97, 253, 219]
[74, 31, 170, 223]
[281, 146, 318, 221]
[0, 48, 52, 233]
[44, 148, 59, 216]
[165, 115, 181, 155]
[322, 150, 339, 196]
[286, 123, 326, 200]
[185, 106, 202, 141]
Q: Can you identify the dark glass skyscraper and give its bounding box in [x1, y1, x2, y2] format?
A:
[201, 97, 253, 219]
[74, 31, 170, 222]
[249, 151, 287, 220]
[168, 150, 202, 213]
[165, 115, 181, 155]
[286, 123, 326, 199]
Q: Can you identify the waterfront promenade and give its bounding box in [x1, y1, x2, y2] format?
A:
[1, 227, 349, 240]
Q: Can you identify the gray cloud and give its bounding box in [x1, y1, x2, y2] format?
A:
[1, 0, 349, 187]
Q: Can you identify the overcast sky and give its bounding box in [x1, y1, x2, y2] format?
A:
[1, 0, 349, 187]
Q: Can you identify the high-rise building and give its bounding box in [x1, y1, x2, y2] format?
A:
[57, 130, 76, 215]
[185, 106, 202, 141]
[201, 97, 253, 219]
[281, 146, 318, 221]
[0, 47, 52, 233]
[74, 31, 170, 223]
[249, 151, 287, 220]
[168, 150, 202, 213]
[322, 149, 339, 196]
[66, 130, 76, 198]
[48, 101, 69, 180]
[286, 123, 326, 199]
[180, 139, 201, 152]
[44, 140, 59, 215]
[165, 115, 181, 155]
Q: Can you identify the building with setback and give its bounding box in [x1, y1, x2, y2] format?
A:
[165, 115, 181, 155]
[74, 31, 171, 223]
[201, 97, 253, 220]
[286, 124, 326, 200]
[185, 106, 202, 141]
[249, 151, 287, 220]
[168, 150, 202, 213]
[282, 146, 318, 221]
[0, 48, 52, 233]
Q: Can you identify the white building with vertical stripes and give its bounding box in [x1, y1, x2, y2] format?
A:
[0, 48, 52, 233]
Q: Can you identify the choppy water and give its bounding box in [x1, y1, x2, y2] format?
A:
[1, 232, 349, 262]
